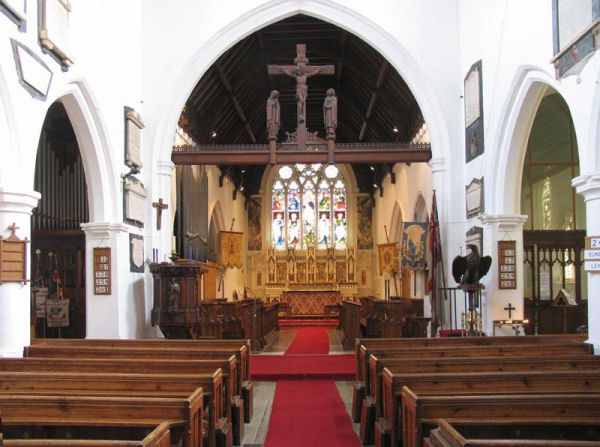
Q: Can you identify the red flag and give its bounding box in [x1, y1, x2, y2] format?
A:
[428, 191, 441, 330]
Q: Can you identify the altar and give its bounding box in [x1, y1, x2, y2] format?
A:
[282, 289, 341, 316]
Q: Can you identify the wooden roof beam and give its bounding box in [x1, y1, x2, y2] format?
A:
[359, 60, 388, 141]
[215, 62, 257, 143]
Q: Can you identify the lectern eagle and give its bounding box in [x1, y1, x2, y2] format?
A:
[452, 244, 492, 285]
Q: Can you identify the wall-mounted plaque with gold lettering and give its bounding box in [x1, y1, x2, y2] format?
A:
[0, 223, 28, 284]
[498, 240, 517, 289]
[39, 0, 73, 69]
[93, 247, 111, 295]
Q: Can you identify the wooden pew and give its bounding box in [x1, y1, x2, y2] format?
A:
[402, 390, 600, 447]
[23, 345, 245, 429]
[379, 369, 600, 447]
[0, 370, 226, 447]
[0, 391, 204, 447]
[352, 340, 593, 422]
[0, 421, 171, 447]
[341, 300, 362, 350]
[353, 340, 592, 424]
[29, 338, 253, 423]
[424, 419, 600, 447]
[0, 357, 240, 446]
[368, 354, 600, 421]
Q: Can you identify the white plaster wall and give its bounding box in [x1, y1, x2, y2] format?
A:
[373, 163, 433, 299]
[206, 166, 247, 300]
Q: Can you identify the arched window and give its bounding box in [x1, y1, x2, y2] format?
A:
[272, 164, 346, 250]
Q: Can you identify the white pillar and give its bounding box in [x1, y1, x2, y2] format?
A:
[81, 222, 130, 339]
[480, 214, 528, 336]
[156, 159, 175, 259]
[573, 172, 600, 352]
[0, 188, 40, 357]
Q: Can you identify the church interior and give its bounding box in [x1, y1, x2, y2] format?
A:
[1, 1, 600, 445]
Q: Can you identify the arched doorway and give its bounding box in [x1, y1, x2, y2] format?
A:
[31, 101, 89, 338]
[520, 92, 587, 334]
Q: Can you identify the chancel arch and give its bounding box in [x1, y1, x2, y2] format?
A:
[520, 91, 587, 335]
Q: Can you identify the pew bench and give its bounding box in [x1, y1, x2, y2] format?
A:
[0, 370, 227, 447]
[0, 391, 204, 447]
[424, 419, 600, 447]
[353, 341, 593, 424]
[376, 369, 600, 447]
[402, 389, 600, 447]
[0, 421, 171, 447]
[0, 357, 241, 446]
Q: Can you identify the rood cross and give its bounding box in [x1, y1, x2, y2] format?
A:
[152, 198, 168, 230]
[268, 44, 335, 131]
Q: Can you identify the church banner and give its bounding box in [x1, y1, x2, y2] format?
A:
[377, 242, 399, 275]
[46, 298, 69, 327]
[220, 231, 243, 269]
[402, 222, 427, 270]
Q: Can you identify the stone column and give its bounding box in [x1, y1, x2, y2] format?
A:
[0, 188, 40, 357]
[81, 222, 129, 339]
[156, 159, 175, 260]
[480, 214, 528, 336]
[573, 172, 600, 352]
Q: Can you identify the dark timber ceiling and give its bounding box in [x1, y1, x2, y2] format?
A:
[180, 14, 424, 197]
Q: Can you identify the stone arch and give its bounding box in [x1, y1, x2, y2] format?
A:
[390, 201, 404, 243]
[0, 64, 17, 185]
[413, 194, 428, 222]
[48, 80, 119, 222]
[151, 0, 451, 186]
[208, 201, 225, 262]
[487, 66, 568, 216]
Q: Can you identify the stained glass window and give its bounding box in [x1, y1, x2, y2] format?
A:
[271, 164, 346, 249]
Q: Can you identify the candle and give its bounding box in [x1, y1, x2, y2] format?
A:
[171, 236, 176, 251]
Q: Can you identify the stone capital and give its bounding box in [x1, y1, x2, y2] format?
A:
[480, 213, 528, 231]
[428, 157, 447, 173]
[0, 188, 41, 215]
[572, 173, 600, 201]
[157, 159, 175, 177]
[81, 222, 129, 239]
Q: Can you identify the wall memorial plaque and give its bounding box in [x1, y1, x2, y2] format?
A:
[464, 60, 484, 162]
[1, 0, 26, 30]
[129, 233, 144, 273]
[11, 39, 53, 100]
[0, 222, 28, 284]
[39, 0, 73, 69]
[465, 177, 484, 219]
[124, 177, 147, 226]
[124, 107, 144, 171]
[466, 226, 483, 255]
[498, 240, 517, 289]
[93, 247, 111, 295]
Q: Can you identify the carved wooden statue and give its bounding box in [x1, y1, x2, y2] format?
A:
[266, 90, 280, 140]
[323, 88, 338, 139]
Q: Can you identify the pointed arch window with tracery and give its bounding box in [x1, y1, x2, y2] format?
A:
[272, 164, 346, 250]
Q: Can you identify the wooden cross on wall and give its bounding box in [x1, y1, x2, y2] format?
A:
[504, 302, 515, 319]
[152, 198, 168, 230]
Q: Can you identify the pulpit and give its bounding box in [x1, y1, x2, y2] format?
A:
[150, 261, 207, 339]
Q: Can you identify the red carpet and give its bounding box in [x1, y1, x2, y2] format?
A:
[251, 354, 354, 380]
[285, 326, 332, 354]
[264, 380, 360, 447]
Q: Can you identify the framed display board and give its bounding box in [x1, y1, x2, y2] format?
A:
[93, 247, 111, 295]
[498, 240, 517, 289]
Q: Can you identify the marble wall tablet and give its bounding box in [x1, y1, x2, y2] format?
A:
[464, 60, 483, 162]
[11, 40, 53, 100]
[466, 226, 483, 255]
[124, 177, 147, 226]
[39, 0, 73, 69]
[129, 234, 144, 273]
[124, 107, 144, 170]
[1, 0, 26, 30]
[465, 177, 484, 219]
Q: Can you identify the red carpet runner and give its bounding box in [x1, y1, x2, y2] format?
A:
[285, 326, 333, 354]
[265, 380, 361, 447]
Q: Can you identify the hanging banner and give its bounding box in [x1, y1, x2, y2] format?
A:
[34, 287, 48, 318]
[402, 222, 427, 270]
[220, 231, 243, 268]
[46, 298, 69, 327]
[377, 242, 399, 275]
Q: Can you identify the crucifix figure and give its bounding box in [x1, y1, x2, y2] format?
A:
[268, 44, 335, 148]
[152, 198, 168, 230]
[7, 222, 19, 238]
[504, 302, 515, 319]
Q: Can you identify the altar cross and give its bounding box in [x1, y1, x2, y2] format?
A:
[7, 222, 19, 237]
[504, 302, 515, 319]
[152, 198, 168, 230]
[268, 44, 335, 149]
